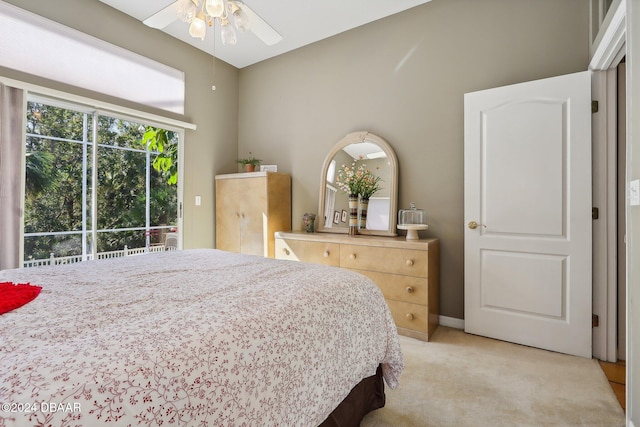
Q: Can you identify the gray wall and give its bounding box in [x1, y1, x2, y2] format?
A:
[1, 0, 240, 250]
[238, 0, 590, 320]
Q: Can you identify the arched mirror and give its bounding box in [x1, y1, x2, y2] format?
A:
[317, 131, 398, 236]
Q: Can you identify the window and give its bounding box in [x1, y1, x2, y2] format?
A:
[24, 98, 179, 264]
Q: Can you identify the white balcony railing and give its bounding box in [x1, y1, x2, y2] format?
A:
[23, 245, 172, 268]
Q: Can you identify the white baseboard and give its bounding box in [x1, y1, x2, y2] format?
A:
[439, 315, 465, 330]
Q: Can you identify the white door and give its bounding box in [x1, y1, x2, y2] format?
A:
[464, 71, 592, 358]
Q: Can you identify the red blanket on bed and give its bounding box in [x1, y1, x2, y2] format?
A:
[0, 282, 42, 315]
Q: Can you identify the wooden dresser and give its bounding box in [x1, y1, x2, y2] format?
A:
[274, 231, 439, 341]
[215, 172, 291, 258]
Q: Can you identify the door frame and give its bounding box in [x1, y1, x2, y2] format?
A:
[589, 0, 626, 363]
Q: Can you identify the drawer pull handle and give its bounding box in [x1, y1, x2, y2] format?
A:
[405, 259, 414, 267]
[323, 250, 330, 258]
[349, 253, 357, 260]
[406, 286, 414, 293]
[406, 313, 415, 321]
[282, 248, 290, 256]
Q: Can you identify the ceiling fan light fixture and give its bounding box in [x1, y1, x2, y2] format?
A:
[220, 18, 237, 45]
[230, 3, 251, 32]
[204, 0, 225, 18]
[149, 0, 280, 46]
[177, 0, 197, 23]
[189, 12, 207, 39]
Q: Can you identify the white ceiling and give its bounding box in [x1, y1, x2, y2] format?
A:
[98, 0, 432, 69]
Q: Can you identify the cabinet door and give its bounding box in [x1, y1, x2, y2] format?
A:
[216, 176, 266, 255]
[237, 177, 267, 256]
[216, 178, 241, 253]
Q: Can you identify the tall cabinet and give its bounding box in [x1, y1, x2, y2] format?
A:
[215, 172, 291, 258]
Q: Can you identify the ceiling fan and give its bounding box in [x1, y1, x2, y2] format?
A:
[143, 0, 282, 46]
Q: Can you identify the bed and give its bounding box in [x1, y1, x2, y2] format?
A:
[0, 249, 403, 426]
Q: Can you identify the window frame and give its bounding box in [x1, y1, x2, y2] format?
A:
[18, 90, 187, 264]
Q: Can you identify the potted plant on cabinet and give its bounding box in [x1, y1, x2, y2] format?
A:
[237, 152, 262, 172]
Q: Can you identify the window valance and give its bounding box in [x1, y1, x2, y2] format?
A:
[0, 1, 185, 115]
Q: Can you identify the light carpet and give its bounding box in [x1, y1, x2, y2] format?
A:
[362, 327, 625, 427]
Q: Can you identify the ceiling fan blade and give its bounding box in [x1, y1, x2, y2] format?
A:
[235, 1, 283, 46]
[143, 1, 179, 29]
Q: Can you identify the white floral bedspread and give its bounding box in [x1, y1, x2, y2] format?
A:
[0, 249, 403, 427]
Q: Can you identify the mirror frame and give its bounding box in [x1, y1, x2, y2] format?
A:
[317, 131, 398, 236]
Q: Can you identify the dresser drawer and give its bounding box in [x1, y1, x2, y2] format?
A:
[340, 244, 428, 277]
[275, 237, 340, 266]
[352, 270, 428, 305]
[385, 300, 429, 334]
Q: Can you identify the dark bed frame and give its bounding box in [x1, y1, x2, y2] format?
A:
[319, 365, 385, 427]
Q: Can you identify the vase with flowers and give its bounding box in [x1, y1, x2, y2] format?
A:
[335, 160, 362, 235]
[335, 160, 382, 235]
[357, 169, 382, 229]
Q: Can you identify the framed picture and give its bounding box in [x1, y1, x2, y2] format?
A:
[259, 164, 278, 172]
[341, 210, 348, 223]
[333, 211, 340, 224]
